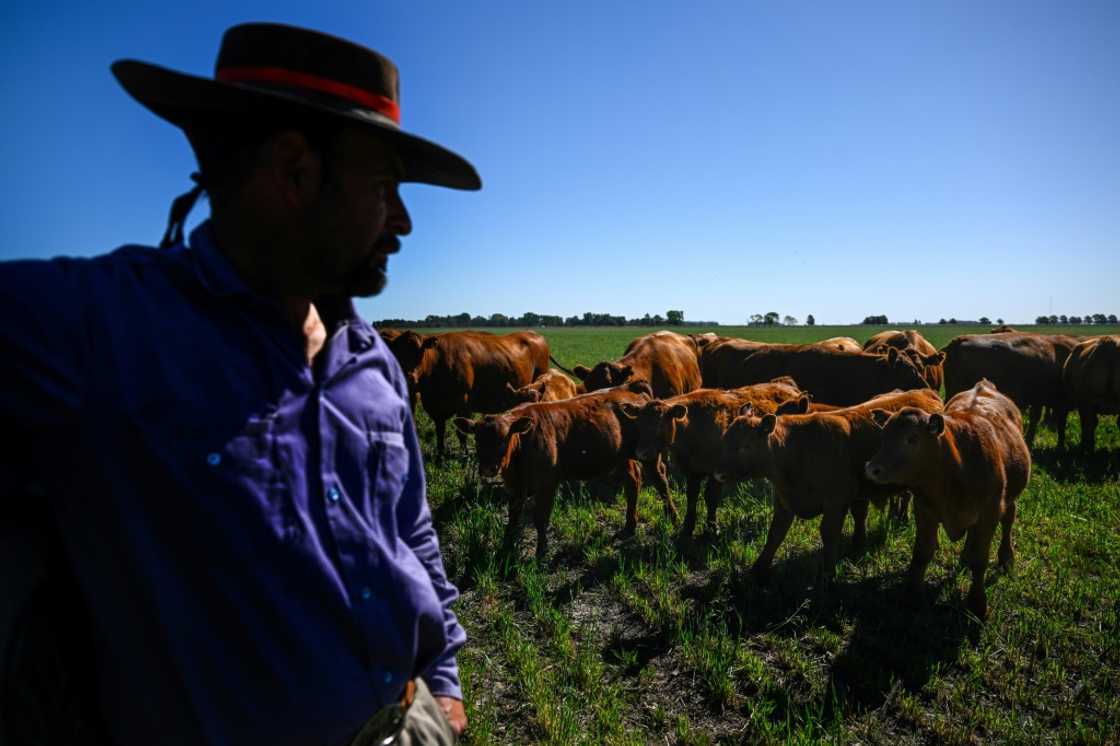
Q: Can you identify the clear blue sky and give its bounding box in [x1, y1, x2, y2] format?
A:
[3, 1, 1117, 324]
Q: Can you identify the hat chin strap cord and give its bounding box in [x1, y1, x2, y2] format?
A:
[159, 172, 206, 249]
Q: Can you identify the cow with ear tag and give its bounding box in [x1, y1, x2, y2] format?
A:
[865, 379, 1030, 620]
[454, 381, 652, 560]
[573, 331, 702, 398]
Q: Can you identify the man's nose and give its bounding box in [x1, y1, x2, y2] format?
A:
[388, 186, 412, 239]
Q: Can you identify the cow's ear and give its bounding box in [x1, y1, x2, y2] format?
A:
[524, 389, 542, 402]
[617, 402, 640, 420]
[923, 351, 946, 366]
[760, 414, 777, 434]
[627, 380, 653, 397]
[778, 395, 810, 414]
[738, 402, 754, 417]
[617, 364, 634, 381]
[668, 404, 688, 420]
[887, 347, 900, 363]
[453, 417, 477, 434]
[927, 413, 945, 436]
[870, 408, 892, 428]
[573, 365, 591, 381]
[421, 335, 439, 350]
[511, 416, 535, 436]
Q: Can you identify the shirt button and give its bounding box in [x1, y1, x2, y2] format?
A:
[327, 486, 341, 502]
[360, 586, 372, 601]
[206, 453, 222, 466]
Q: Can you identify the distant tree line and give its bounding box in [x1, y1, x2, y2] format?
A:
[1033, 314, 1117, 325]
[372, 310, 720, 329]
[747, 312, 814, 326]
[861, 315, 889, 325]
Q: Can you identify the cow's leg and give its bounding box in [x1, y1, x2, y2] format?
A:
[621, 459, 642, 536]
[1054, 406, 1070, 450]
[433, 417, 448, 463]
[654, 456, 679, 526]
[502, 484, 527, 552]
[679, 473, 703, 538]
[533, 479, 559, 561]
[1080, 407, 1099, 453]
[702, 475, 722, 536]
[962, 517, 998, 620]
[849, 499, 869, 553]
[1024, 404, 1040, 448]
[818, 505, 846, 582]
[750, 499, 794, 583]
[907, 503, 939, 596]
[997, 499, 1016, 569]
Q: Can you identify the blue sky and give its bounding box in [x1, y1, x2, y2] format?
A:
[2, 1, 1117, 324]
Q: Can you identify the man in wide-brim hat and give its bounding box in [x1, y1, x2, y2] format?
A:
[0, 22, 478, 746]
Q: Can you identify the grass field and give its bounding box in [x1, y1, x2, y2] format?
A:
[414, 325, 1120, 745]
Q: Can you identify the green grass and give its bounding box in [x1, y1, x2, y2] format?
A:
[419, 325, 1120, 745]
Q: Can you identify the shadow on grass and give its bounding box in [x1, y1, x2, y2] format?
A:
[1031, 446, 1120, 484]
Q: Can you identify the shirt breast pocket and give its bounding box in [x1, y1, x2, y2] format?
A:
[368, 429, 409, 512]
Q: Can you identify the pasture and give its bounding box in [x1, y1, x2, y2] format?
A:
[415, 325, 1120, 745]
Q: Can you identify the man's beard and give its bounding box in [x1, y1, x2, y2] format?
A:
[343, 255, 388, 297]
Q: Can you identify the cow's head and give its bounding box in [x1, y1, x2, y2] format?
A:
[876, 347, 930, 391]
[388, 331, 438, 376]
[715, 406, 776, 483]
[774, 395, 811, 416]
[500, 381, 542, 410]
[454, 414, 535, 479]
[616, 400, 687, 463]
[576, 362, 634, 392]
[864, 406, 942, 486]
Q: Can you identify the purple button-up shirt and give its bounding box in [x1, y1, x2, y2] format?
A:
[0, 222, 464, 746]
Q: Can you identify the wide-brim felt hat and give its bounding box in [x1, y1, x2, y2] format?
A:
[112, 22, 480, 190]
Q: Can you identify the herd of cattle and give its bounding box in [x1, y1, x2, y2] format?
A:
[381, 327, 1119, 619]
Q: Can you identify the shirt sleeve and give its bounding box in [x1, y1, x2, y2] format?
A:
[396, 404, 467, 700]
[0, 257, 90, 476]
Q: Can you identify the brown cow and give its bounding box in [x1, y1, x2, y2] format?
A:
[865, 380, 1030, 619]
[401, 330, 550, 460]
[499, 368, 580, 408]
[863, 329, 944, 390]
[1063, 335, 1120, 452]
[618, 379, 805, 537]
[698, 337, 768, 388]
[738, 346, 934, 406]
[716, 389, 943, 583]
[573, 330, 702, 398]
[942, 332, 1079, 448]
[453, 381, 661, 559]
[820, 336, 863, 354]
[990, 325, 1017, 334]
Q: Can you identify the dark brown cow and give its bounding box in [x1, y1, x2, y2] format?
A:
[698, 337, 767, 388]
[1063, 335, 1120, 452]
[499, 368, 580, 408]
[738, 346, 933, 406]
[453, 382, 661, 559]
[716, 389, 943, 583]
[865, 380, 1030, 619]
[400, 330, 550, 460]
[618, 379, 805, 537]
[942, 332, 1079, 448]
[573, 331, 702, 398]
[863, 329, 944, 390]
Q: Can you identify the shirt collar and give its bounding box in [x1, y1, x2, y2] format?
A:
[188, 220, 254, 299]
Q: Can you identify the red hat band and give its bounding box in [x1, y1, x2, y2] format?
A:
[216, 65, 401, 125]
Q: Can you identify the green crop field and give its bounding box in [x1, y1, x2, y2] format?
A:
[412, 326, 1120, 745]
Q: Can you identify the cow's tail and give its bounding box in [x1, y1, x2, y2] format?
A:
[549, 354, 579, 378]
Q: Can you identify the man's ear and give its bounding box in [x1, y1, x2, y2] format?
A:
[270, 130, 324, 209]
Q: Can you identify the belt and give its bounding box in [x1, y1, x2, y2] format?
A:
[349, 679, 417, 746]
